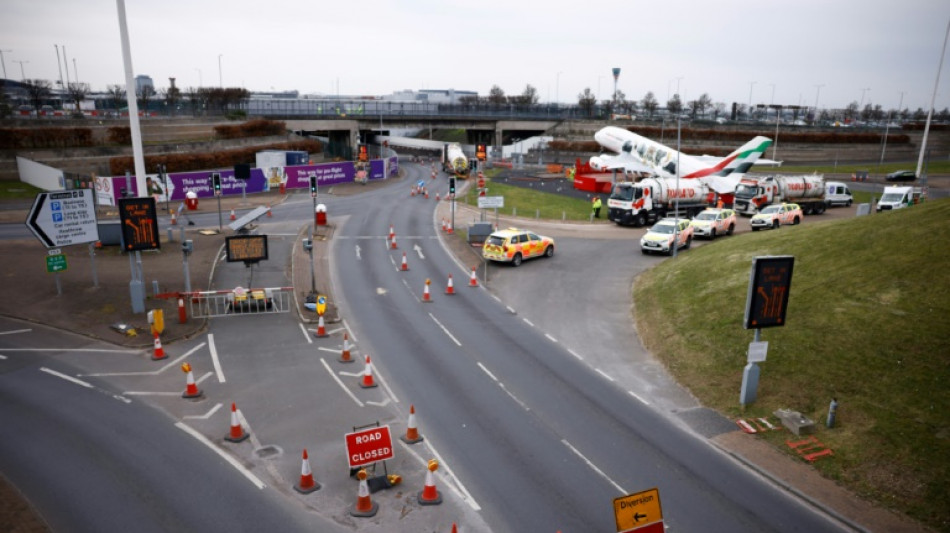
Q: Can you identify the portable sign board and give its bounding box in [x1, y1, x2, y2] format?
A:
[614, 487, 663, 533]
[743, 256, 794, 329]
[118, 197, 160, 251]
[26, 190, 99, 248]
[344, 425, 394, 468]
[225, 235, 269, 263]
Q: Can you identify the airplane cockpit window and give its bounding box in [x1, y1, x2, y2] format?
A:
[663, 161, 677, 174]
[622, 141, 633, 153]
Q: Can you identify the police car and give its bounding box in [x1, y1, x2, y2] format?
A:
[689, 208, 737, 239]
[640, 218, 693, 255]
[482, 228, 555, 266]
[750, 203, 803, 231]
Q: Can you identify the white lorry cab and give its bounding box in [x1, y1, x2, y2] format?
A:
[825, 181, 853, 207]
[876, 186, 924, 212]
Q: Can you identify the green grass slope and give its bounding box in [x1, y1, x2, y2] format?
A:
[633, 199, 950, 531]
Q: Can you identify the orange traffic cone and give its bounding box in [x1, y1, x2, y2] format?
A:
[350, 469, 378, 517]
[266, 205, 273, 217]
[417, 459, 442, 505]
[339, 332, 354, 363]
[152, 332, 167, 361]
[446, 221, 453, 234]
[170, 212, 177, 225]
[469, 266, 478, 287]
[229, 209, 236, 221]
[445, 274, 455, 295]
[422, 279, 432, 303]
[314, 315, 328, 337]
[451, 524, 458, 533]
[391, 234, 398, 250]
[401, 252, 409, 271]
[360, 355, 377, 389]
[294, 449, 321, 494]
[441, 218, 447, 232]
[225, 402, 249, 443]
[424, 190, 429, 199]
[401, 404, 424, 444]
[388, 224, 395, 240]
[436, 193, 440, 201]
[181, 362, 202, 399]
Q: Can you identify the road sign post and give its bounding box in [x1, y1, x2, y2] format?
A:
[741, 256, 794, 406]
[614, 487, 663, 533]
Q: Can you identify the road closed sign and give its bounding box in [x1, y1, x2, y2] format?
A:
[344, 426, 394, 468]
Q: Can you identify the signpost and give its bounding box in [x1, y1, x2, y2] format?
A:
[118, 197, 160, 314]
[344, 425, 395, 469]
[26, 190, 99, 248]
[613, 487, 663, 533]
[740, 255, 795, 405]
[46, 251, 68, 273]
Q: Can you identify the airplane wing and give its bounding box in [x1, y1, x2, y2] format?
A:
[703, 174, 743, 195]
[589, 153, 654, 175]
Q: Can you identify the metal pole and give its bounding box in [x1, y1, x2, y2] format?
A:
[673, 117, 681, 258]
[217, 193, 222, 231]
[182, 252, 191, 293]
[54, 273, 62, 296]
[54, 45, 64, 89]
[115, 0, 148, 197]
[0, 49, 10, 80]
[89, 242, 99, 288]
[915, 18, 950, 179]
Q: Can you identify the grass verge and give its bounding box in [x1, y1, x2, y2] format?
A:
[457, 178, 597, 222]
[633, 199, 950, 531]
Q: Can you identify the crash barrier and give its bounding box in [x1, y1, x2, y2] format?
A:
[185, 286, 294, 318]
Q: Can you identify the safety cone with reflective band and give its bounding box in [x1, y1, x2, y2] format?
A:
[469, 266, 478, 287]
[422, 279, 432, 303]
[441, 218, 447, 232]
[401, 252, 409, 271]
[224, 402, 249, 443]
[446, 221, 453, 234]
[445, 274, 455, 295]
[436, 193, 440, 201]
[451, 524, 458, 533]
[229, 209, 236, 221]
[417, 459, 442, 505]
[424, 190, 429, 199]
[360, 355, 377, 388]
[181, 362, 202, 399]
[170, 212, 177, 225]
[388, 224, 395, 241]
[266, 205, 273, 217]
[294, 449, 321, 494]
[152, 332, 167, 361]
[400, 404, 424, 444]
[339, 333, 354, 363]
[350, 469, 378, 517]
[314, 315, 328, 337]
[390, 234, 398, 249]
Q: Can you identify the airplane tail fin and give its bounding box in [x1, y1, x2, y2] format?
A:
[683, 136, 772, 193]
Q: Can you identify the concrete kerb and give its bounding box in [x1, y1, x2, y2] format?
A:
[291, 222, 340, 326]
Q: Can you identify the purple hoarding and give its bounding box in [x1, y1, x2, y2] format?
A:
[285, 162, 355, 189]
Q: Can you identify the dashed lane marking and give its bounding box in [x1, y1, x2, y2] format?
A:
[175, 422, 266, 490]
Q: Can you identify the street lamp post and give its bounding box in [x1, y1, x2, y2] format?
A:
[813, 84, 824, 124]
[218, 54, 223, 88]
[1, 49, 12, 80]
[556, 71, 562, 107]
[14, 60, 28, 80]
[748, 81, 756, 117]
[196, 68, 202, 87]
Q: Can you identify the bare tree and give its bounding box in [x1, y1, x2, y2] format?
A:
[692, 93, 713, 119]
[23, 79, 52, 112]
[107, 84, 126, 114]
[641, 91, 659, 118]
[510, 84, 538, 105]
[138, 84, 155, 114]
[0, 80, 11, 118]
[487, 85, 506, 105]
[66, 82, 89, 115]
[577, 88, 596, 117]
[161, 85, 182, 115]
[844, 101, 859, 121]
[666, 94, 683, 116]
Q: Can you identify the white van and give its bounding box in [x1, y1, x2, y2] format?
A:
[825, 181, 853, 207]
[876, 186, 924, 212]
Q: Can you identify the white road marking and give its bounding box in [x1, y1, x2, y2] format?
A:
[207, 334, 226, 383]
[567, 348, 584, 361]
[627, 390, 651, 405]
[355, 244, 361, 260]
[299, 323, 312, 344]
[0, 354, 7, 360]
[506, 306, 517, 314]
[0, 328, 31, 336]
[40, 367, 93, 388]
[523, 318, 535, 327]
[499, 383, 530, 411]
[371, 360, 400, 404]
[595, 368, 616, 382]
[562, 439, 626, 495]
[81, 343, 206, 377]
[342, 319, 357, 343]
[399, 434, 481, 511]
[184, 403, 223, 420]
[321, 358, 363, 407]
[125, 372, 212, 396]
[366, 398, 391, 407]
[545, 333, 558, 343]
[490, 294, 502, 303]
[477, 362, 498, 382]
[175, 422, 266, 490]
[429, 313, 461, 346]
[328, 327, 345, 336]
[196, 371, 213, 384]
[317, 346, 341, 354]
[413, 244, 425, 260]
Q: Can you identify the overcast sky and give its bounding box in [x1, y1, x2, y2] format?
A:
[3, 0, 949, 112]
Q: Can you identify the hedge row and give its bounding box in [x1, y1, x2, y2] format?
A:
[901, 122, 949, 131]
[109, 139, 323, 175]
[108, 126, 131, 145]
[0, 127, 95, 149]
[622, 126, 909, 144]
[213, 119, 286, 139]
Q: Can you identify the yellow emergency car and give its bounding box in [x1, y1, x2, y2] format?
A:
[482, 228, 555, 267]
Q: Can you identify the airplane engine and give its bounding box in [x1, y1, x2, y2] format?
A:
[589, 156, 607, 171]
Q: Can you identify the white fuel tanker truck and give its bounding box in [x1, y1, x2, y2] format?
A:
[607, 177, 715, 227]
[733, 174, 827, 215]
[442, 143, 469, 178]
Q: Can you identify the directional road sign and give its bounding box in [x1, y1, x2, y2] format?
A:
[614, 487, 663, 532]
[478, 195, 504, 209]
[46, 254, 68, 273]
[344, 426, 394, 468]
[26, 190, 99, 248]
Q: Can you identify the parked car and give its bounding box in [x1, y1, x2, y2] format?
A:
[689, 208, 736, 239]
[640, 218, 693, 255]
[750, 203, 803, 231]
[825, 182, 853, 207]
[482, 228, 555, 266]
[885, 170, 916, 182]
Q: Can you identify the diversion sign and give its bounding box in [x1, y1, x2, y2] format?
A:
[225, 235, 268, 263]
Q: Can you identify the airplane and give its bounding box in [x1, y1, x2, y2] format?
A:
[589, 126, 773, 194]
